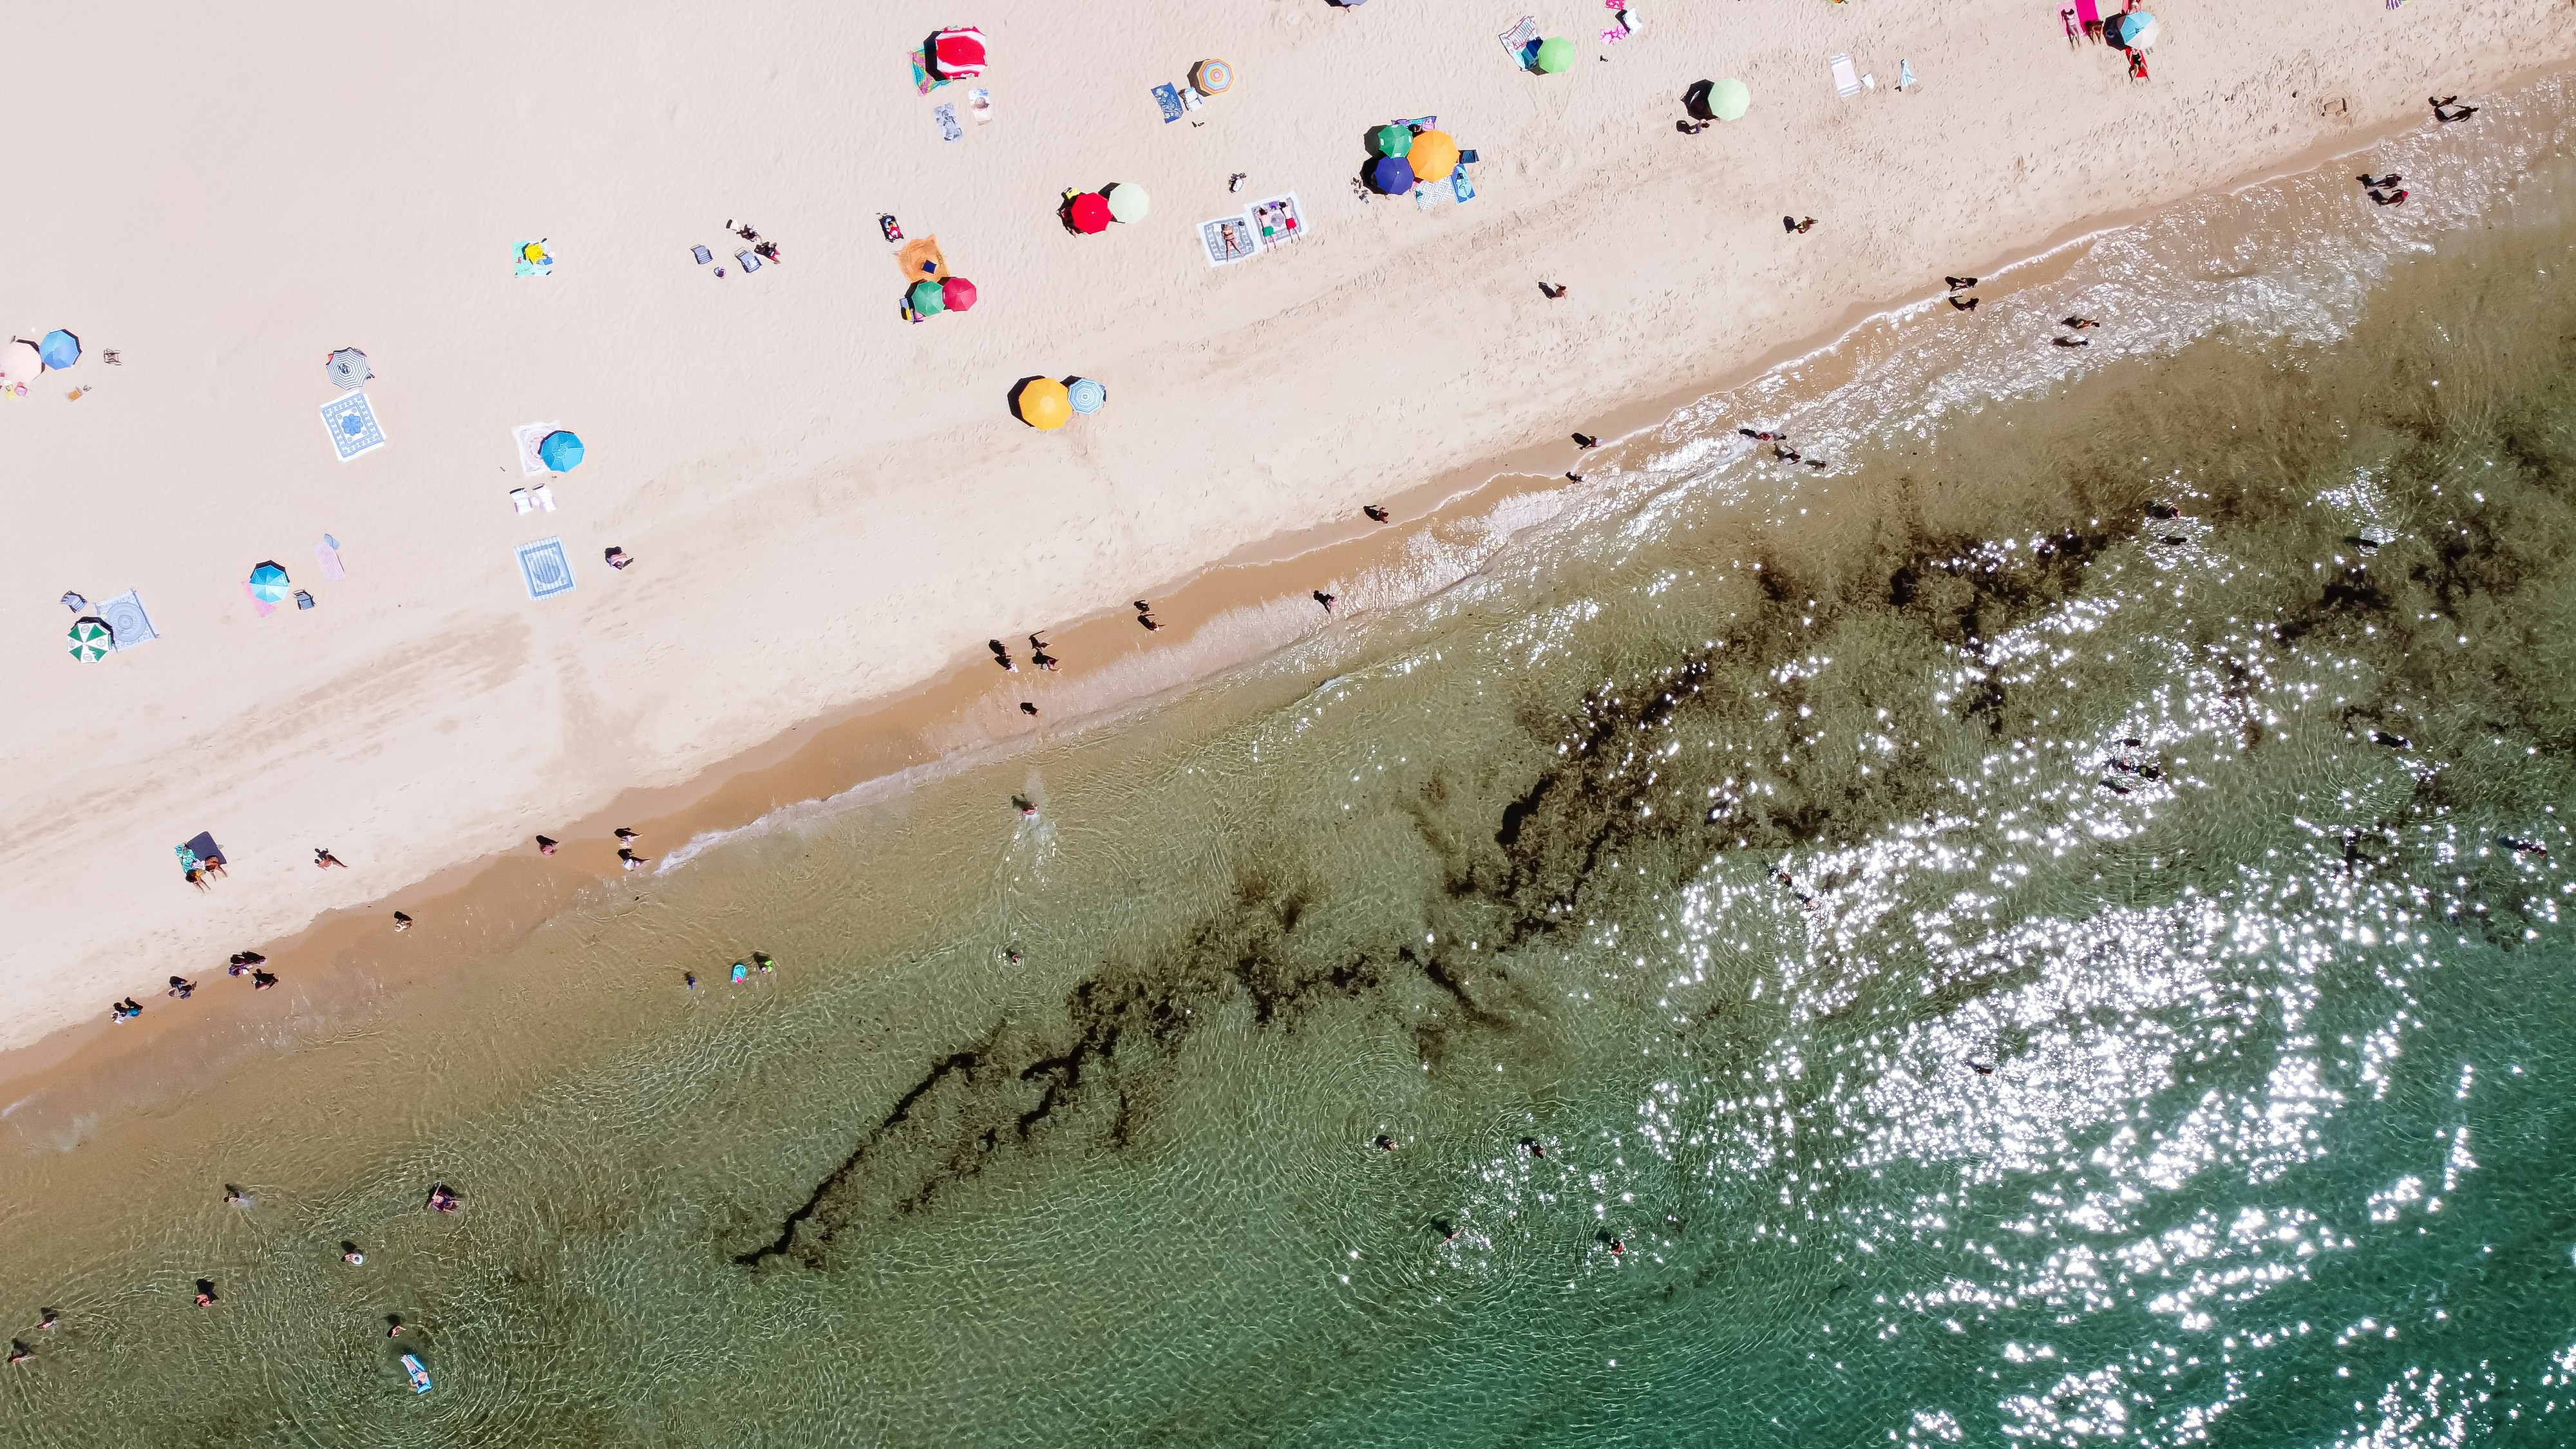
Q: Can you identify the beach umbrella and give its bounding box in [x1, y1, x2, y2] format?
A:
[931, 25, 987, 79]
[908, 278, 948, 316]
[247, 562, 292, 603]
[1406, 130, 1460, 183]
[1016, 377, 1073, 430]
[1533, 36, 1575, 73]
[1189, 59, 1233, 95]
[39, 329, 79, 369]
[2118, 13, 2160, 49]
[1708, 77, 1752, 120]
[941, 276, 978, 312]
[537, 430, 584, 471]
[1105, 183, 1151, 223]
[1372, 123, 1412, 157]
[68, 618, 111, 661]
[0, 339, 39, 385]
[325, 347, 371, 390]
[1066, 192, 1112, 234]
[1065, 377, 1106, 415]
[1367, 155, 1416, 194]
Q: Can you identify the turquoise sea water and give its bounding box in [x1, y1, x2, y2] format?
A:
[9, 89, 2576, 1448]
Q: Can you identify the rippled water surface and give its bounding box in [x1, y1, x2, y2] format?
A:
[10, 91, 2576, 1449]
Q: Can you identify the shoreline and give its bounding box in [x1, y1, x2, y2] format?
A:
[8, 54, 2569, 1132]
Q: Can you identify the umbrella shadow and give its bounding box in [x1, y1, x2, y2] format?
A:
[1682, 79, 1715, 121]
[1008, 376, 1050, 426]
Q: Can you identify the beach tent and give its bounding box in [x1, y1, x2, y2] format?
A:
[1707, 77, 1752, 120]
[1066, 192, 1112, 234]
[1406, 131, 1460, 183]
[931, 26, 987, 79]
[1015, 377, 1073, 430]
[68, 618, 111, 661]
[39, 330, 79, 370]
[326, 347, 371, 390]
[1105, 183, 1151, 223]
[941, 276, 978, 312]
[909, 278, 948, 316]
[537, 430, 583, 471]
[1372, 124, 1412, 157]
[1066, 377, 1107, 415]
[1533, 36, 1575, 73]
[1367, 155, 1416, 194]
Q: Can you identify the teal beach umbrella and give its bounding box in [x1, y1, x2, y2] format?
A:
[248, 562, 291, 603]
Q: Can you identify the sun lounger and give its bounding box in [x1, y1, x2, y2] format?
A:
[1830, 53, 1861, 98]
[531, 484, 556, 512]
[511, 489, 536, 515]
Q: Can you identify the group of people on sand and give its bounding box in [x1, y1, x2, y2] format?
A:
[113, 951, 274, 1023]
[10, 1182, 466, 1368]
[532, 826, 648, 873]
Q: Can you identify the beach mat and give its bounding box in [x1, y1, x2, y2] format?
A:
[897, 237, 949, 282]
[98, 589, 158, 650]
[1498, 15, 1540, 65]
[1830, 53, 1861, 98]
[314, 540, 346, 582]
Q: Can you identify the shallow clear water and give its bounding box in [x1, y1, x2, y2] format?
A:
[10, 88, 2576, 1449]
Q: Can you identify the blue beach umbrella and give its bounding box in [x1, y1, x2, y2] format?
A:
[1065, 377, 1106, 415]
[39, 330, 79, 370]
[537, 430, 584, 471]
[247, 562, 291, 603]
[1367, 155, 1416, 194]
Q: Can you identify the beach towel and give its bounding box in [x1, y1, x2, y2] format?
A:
[513, 240, 554, 277]
[319, 391, 386, 462]
[1451, 165, 1477, 204]
[907, 48, 949, 95]
[531, 484, 556, 512]
[241, 578, 276, 618]
[1251, 193, 1307, 247]
[896, 237, 950, 281]
[1498, 15, 1541, 65]
[736, 250, 762, 272]
[1153, 83, 1184, 123]
[515, 536, 577, 601]
[98, 589, 158, 650]
[1830, 53, 1861, 98]
[314, 540, 346, 581]
[512, 421, 563, 477]
[511, 489, 536, 515]
[933, 100, 962, 142]
[1899, 59, 1918, 90]
[1198, 213, 1261, 267]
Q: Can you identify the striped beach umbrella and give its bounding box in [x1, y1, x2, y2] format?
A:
[1065, 377, 1107, 415]
[326, 348, 372, 390]
[1189, 59, 1233, 95]
[68, 618, 111, 661]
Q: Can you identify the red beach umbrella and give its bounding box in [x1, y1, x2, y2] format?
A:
[1066, 192, 1112, 234]
[941, 276, 978, 311]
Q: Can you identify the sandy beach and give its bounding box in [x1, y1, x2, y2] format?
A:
[5, 0, 2571, 1056]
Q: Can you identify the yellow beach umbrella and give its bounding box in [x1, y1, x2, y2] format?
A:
[1016, 377, 1073, 430]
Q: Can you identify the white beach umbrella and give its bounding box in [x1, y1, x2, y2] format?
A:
[0, 339, 41, 386]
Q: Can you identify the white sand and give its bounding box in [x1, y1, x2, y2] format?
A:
[3, 0, 2568, 1050]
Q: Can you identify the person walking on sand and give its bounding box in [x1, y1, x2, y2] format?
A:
[1021, 702, 1039, 716]
[314, 848, 346, 869]
[1539, 281, 1567, 299]
[168, 976, 195, 999]
[1946, 276, 1979, 291]
[251, 969, 278, 990]
[989, 640, 1018, 672]
[1783, 216, 1815, 234]
[2062, 317, 2099, 330]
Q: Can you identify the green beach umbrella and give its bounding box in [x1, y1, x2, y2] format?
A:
[68, 618, 111, 661]
[1372, 123, 1412, 157]
[1708, 77, 1751, 120]
[908, 278, 947, 316]
[1533, 36, 1575, 73]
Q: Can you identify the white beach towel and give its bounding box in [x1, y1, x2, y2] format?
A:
[1198, 213, 1261, 267]
[512, 421, 562, 477]
[98, 589, 158, 650]
[531, 484, 556, 512]
[1830, 53, 1861, 99]
[511, 489, 536, 515]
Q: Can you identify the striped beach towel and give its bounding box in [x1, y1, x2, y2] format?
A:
[1829, 53, 1861, 99]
